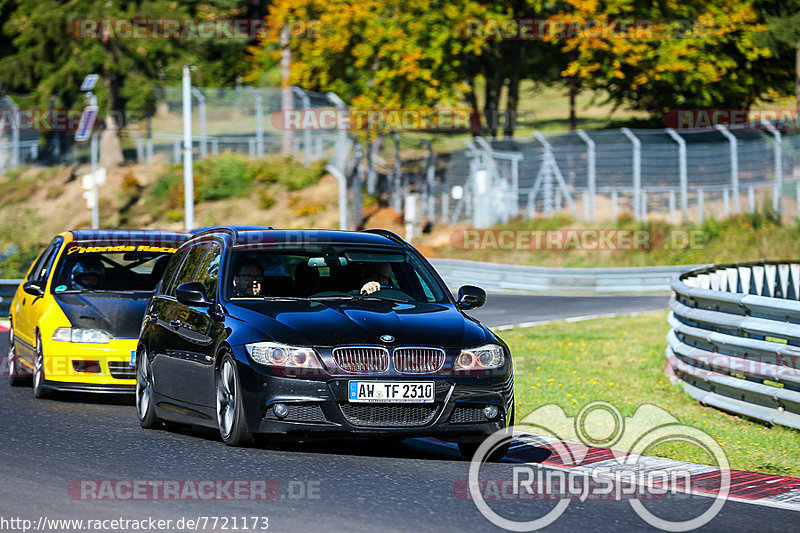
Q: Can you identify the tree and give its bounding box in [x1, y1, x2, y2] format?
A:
[552, 0, 780, 115]
[0, 0, 261, 166]
[753, 0, 800, 112]
[248, 0, 491, 136]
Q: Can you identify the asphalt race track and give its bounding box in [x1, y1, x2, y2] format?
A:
[467, 293, 670, 327]
[1, 295, 796, 532]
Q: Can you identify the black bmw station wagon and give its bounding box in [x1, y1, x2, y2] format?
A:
[135, 227, 514, 459]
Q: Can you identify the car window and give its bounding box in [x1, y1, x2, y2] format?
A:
[158, 248, 188, 296]
[168, 246, 207, 296]
[194, 243, 221, 299]
[28, 238, 61, 283]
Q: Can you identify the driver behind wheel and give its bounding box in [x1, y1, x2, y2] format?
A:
[233, 259, 265, 297]
[71, 258, 105, 290]
[359, 262, 394, 295]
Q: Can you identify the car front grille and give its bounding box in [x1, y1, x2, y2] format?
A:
[264, 404, 327, 423]
[339, 404, 439, 427]
[333, 347, 390, 373]
[108, 361, 135, 380]
[393, 347, 445, 373]
[450, 405, 487, 424]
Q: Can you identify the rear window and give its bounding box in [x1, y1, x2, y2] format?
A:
[51, 243, 178, 293]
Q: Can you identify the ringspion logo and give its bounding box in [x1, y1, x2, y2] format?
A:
[467, 402, 730, 531]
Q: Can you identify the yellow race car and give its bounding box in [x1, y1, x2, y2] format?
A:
[7, 229, 188, 397]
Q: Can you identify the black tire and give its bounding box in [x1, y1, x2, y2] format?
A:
[216, 353, 252, 447]
[136, 349, 160, 429]
[8, 325, 28, 387]
[458, 404, 515, 462]
[32, 332, 49, 399]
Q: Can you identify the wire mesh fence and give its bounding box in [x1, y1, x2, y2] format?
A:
[388, 127, 800, 230]
[2, 87, 800, 228]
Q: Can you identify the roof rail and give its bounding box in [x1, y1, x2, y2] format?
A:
[361, 228, 408, 247]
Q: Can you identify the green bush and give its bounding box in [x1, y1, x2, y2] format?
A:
[0, 243, 43, 278]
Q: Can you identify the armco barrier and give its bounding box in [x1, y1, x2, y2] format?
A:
[0, 279, 20, 317]
[430, 258, 704, 293]
[668, 262, 800, 430]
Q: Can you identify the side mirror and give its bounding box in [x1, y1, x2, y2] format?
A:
[456, 285, 486, 310]
[23, 280, 44, 297]
[176, 282, 211, 307]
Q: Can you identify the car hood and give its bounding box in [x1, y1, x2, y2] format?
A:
[54, 291, 152, 339]
[226, 299, 494, 349]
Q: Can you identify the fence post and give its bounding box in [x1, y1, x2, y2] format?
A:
[136, 134, 144, 163]
[293, 87, 312, 165]
[796, 182, 800, 220]
[582, 192, 590, 221]
[9, 97, 19, 168]
[533, 130, 578, 219]
[761, 119, 782, 216]
[353, 143, 363, 229]
[621, 128, 641, 220]
[697, 188, 704, 223]
[748, 186, 755, 214]
[669, 190, 676, 225]
[424, 140, 436, 223]
[715, 125, 740, 214]
[666, 128, 688, 221]
[247, 88, 265, 158]
[723, 188, 730, 218]
[191, 87, 207, 159]
[392, 132, 402, 212]
[611, 190, 618, 222]
[641, 191, 648, 219]
[248, 138, 256, 159]
[576, 129, 596, 221]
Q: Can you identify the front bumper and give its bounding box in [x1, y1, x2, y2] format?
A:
[39, 339, 137, 392]
[236, 355, 514, 442]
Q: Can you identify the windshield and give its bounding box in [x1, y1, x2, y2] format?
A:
[226, 245, 448, 304]
[51, 243, 177, 293]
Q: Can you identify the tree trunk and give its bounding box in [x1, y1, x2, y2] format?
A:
[99, 73, 124, 168]
[99, 115, 123, 169]
[503, 44, 524, 138]
[465, 75, 481, 136]
[483, 49, 503, 138]
[569, 75, 577, 131]
[796, 41, 800, 114]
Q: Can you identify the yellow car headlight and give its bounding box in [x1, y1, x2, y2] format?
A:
[52, 327, 111, 344]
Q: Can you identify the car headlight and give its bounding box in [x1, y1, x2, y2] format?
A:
[245, 342, 323, 369]
[52, 327, 111, 344]
[455, 344, 505, 371]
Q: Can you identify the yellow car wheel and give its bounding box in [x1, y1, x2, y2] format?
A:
[8, 325, 28, 387]
[32, 332, 49, 399]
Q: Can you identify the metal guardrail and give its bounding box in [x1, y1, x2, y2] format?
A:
[668, 262, 800, 430]
[431, 259, 703, 293]
[0, 279, 20, 317]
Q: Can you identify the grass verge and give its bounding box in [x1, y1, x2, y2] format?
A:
[509, 310, 800, 477]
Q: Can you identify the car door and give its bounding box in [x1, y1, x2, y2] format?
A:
[178, 242, 223, 407]
[147, 247, 190, 400]
[153, 245, 207, 403]
[14, 238, 62, 357]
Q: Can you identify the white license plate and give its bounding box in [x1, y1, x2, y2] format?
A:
[348, 381, 434, 403]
